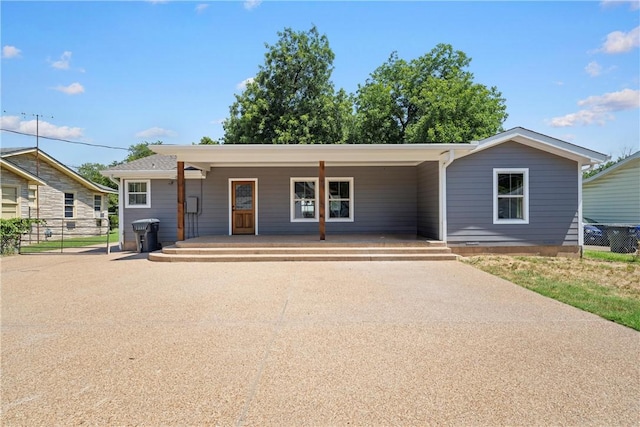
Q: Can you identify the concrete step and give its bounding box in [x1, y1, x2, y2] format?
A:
[148, 251, 459, 262]
[175, 240, 448, 249]
[160, 246, 453, 256]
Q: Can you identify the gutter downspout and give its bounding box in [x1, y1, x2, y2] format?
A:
[577, 162, 584, 257]
[439, 150, 456, 243]
[108, 175, 124, 252]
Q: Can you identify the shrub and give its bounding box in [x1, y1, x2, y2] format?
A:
[108, 214, 119, 231]
[0, 218, 45, 255]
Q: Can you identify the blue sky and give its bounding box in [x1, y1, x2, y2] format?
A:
[2, 1, 639, 169]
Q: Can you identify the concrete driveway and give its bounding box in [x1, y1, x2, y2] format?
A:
[1, 252, 638, 426]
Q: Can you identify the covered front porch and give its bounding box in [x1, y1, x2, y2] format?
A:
[150, 143, 477, 245]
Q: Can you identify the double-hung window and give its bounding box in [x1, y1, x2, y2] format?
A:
[125, 180, 150, 208]
[493, 169, 528, 224]
[327, 178, 354, 222]
[1, 186, 19, 219]
[64, 192, 76, 218]
[291, 178, 318, 221]
[94, 195, 103, 218]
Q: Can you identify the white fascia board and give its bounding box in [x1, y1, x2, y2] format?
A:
[475, 128, 609, 165]
[151, 143, 477, 165]
[101, 169, 205, 180]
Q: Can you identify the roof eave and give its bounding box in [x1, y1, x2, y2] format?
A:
[150, 143, 477, 165]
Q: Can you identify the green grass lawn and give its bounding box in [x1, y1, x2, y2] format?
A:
[465, 254, 640, 331]
[583, 249, 639, 263]
[20, 231, 118, 253]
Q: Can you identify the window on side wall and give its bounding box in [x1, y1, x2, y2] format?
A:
[493, 169, 528, 224]
[1, 186, 19, 219]
[64, 192, 76, 218]
[94, 195, 103, 218]
[291, 178, 318, 222]
[125, 180, 150, 208]
[326, 178, 354, 222]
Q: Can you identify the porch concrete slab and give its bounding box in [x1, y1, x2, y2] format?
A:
[1, 254, 639, 426]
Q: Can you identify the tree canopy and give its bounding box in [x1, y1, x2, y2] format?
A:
[125, 141, 163, 162]
[353, 45, 508, 143]
[223, 26, 349, 144]
[221, 27, 508, 145]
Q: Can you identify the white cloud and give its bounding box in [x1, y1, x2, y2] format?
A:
[2, 45, 21, 59]
[211, 118, 225, 125]
[135, 127, 177, 139]
[195, 3, 209, 13]
[236, 77, 255, 90]
[53, 82, 85, 95]
[585, 61, 602, 77]
[549, 88, 640, 127]
[585, 61, 617, 77]
[597, 26, 640, 54]
[244, 0, 262, 11]
[1, 115, 84, 139]
[51, 51, 73, 70]
[578, 88, 640, 110]
[600, 0, 640, 10]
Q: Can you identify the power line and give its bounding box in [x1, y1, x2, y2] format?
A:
[0, 128, 128, 151]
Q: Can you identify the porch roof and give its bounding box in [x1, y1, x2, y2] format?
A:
[150, 143, 476, 170]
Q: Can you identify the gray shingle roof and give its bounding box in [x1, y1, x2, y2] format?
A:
[105, 154, 177, 171]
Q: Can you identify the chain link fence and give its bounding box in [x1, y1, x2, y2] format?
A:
[583, 222, 640, 253]
[18, 217, 113, 254]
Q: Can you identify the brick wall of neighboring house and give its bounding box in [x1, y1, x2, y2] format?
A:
[5, 153, 109, 240]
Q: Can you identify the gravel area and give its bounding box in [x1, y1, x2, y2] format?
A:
[1, 251, 639, 426]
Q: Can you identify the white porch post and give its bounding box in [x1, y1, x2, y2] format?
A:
[439, 150, 455, 243]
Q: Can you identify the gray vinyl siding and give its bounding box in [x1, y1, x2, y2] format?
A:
[446, 141, 580, 247]
[122, 179, 178, 246]
[200, 166, 418, 235]
[123, 166, 421, 246]
[417, 161, 439, 238]
[583, 159, 640, 223]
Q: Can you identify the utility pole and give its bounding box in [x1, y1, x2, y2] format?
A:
[29, 113, 53, 242]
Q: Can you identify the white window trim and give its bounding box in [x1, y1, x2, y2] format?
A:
[125, 179, 151, 208]
[493, 168, 529, 225]
[63, 191, 76, 219]
[290, 177, 319, 222]
[326, 177, 354, 223]
[93, 194, 103, 218]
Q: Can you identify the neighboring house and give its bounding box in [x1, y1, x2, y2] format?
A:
[1, 147, 117, 241]
[102, 127, 608, 255]
[583, 151, 640, 224]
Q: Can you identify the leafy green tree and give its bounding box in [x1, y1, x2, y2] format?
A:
[125, 141, 163, 162]
[223, 26, 351, 144]
[195, 136, 219, 145]
[583, 150, 635, 179]
[353, 44, 508, 143]
[77, 162, 118, 213]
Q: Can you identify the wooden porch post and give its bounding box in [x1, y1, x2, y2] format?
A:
[319, 160, 325, 240]
[177, 161, 185, 241]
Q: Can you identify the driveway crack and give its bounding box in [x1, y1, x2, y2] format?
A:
[235, 292, 290, 427]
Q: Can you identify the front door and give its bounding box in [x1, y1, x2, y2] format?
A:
[232, 181, 255, 235]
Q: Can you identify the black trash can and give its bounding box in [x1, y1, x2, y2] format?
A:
[606, 226, 637, 253]
[132, 218, 160, 253]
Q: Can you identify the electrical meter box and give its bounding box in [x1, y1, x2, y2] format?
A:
[186, 196, 198, 213]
